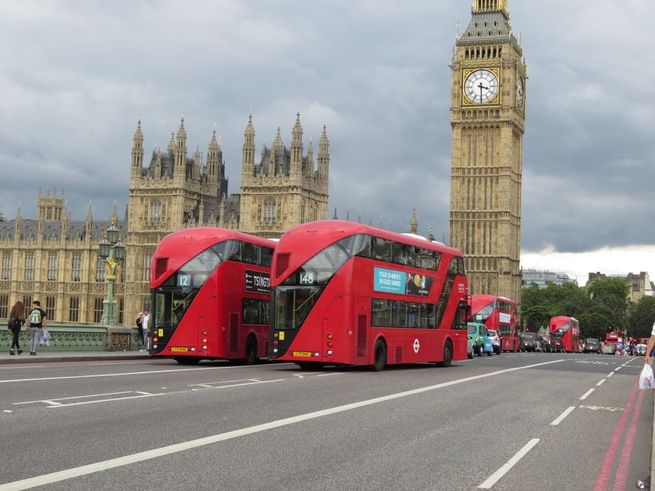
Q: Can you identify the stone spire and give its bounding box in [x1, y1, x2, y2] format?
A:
[409, 208, 418, 234]
[318, 124, 329, 182]
[131, 120, 144, 178]
[208, 129, 219, 179]
[242, 115, 255, 176]
[291, 113, 303, 176]
[174, 118, 187, 179]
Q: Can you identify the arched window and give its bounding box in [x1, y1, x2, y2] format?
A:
[264, 199, 277, 225]
[150, 201, 162, 224]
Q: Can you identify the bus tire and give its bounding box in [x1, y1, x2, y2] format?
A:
[436, 340, 453, 367]
[245, 335, 258, 365]
[373, 340, 387, 372]
[175, 356, 200, 365]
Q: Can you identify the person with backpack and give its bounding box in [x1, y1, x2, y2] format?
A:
[8, 300, 26, 355]
[136, 312, 144, 350]
[26, 300, 47, 356]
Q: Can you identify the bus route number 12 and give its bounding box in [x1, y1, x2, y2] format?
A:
[299, 271, 314, 285]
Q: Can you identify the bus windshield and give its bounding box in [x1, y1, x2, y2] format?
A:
[154, 240, 238, 330]
[473, 301, 494, 322]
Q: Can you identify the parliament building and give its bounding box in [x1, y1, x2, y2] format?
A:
[0, 115, 329, 325]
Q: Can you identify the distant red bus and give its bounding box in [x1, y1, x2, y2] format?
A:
[149, 227, 276, 364]
[549, 316, 580, 353]
[270, 220, 470, 370]
[469, 294, 520, 352]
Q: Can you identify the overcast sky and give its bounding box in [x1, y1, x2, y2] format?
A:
[1, 0, 653, 284]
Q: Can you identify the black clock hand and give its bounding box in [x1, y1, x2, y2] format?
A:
[477, 82, 489, 102]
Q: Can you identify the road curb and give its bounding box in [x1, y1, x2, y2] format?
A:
[0, 354, 149, 365]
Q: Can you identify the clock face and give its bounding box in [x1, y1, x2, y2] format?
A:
[464, 69, 499, 104]
[516, 75, 525, 109]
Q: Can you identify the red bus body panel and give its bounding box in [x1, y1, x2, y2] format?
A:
[271, 220, 469, 367]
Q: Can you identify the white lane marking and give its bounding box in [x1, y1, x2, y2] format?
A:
[478, 439, 540, 489]
[0, 363, 294, 384]
[614, 367, 622, 372]
[0, 365, 47, 370]
[3, 410, 12, 413]
[0, 360, 564, 490]
[550, 406, 576, 426]
[14, 391, 160, 408]
[14, 391, 152, 405]
[46, 393, 166, 408]
[317, 373, 344, 377]
[608, 372, 614, 378]
[579, 388, 595, 401]
[596, 379, 606, 387]
[579, 405, 623, 413]
[189, 379, 284, 390]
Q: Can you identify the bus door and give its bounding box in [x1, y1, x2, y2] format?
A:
[197, 295, 219, 355]
[354, 296, 368, 361]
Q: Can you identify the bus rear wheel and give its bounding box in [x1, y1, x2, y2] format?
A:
[437, 340, 453, 367]
[175, 356, 200, 365]
[373, 340, 387, 372]
[245, 336, 258, 365]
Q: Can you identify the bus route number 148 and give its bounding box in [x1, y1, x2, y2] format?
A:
[299, 271, 314, 285]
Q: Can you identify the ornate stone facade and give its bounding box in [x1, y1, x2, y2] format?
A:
[0, 192, 126, 324]
[0, 115, 330, 326]
[449, 0, 526, 303]
[239, 114, 329, 238]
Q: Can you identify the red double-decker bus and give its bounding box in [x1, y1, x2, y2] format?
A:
[149, 227, 276, 365]
[270, 220, 469, 370]
[549, 316, 580, 353]
[469, 294, 520, 353]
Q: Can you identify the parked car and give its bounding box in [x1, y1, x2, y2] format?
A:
[519, 332, 538, 352]
[487, 329, 501, 355]
[636, 343, 647, 356]
[584, 337, 601, 354]
[467, 322, 493, 356]
[467, 338, 475, 359]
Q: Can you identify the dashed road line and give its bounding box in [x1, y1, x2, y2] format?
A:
[550, 406, 576, 426]
[478, 439, 540, 489]
[580, 388, 595, 400]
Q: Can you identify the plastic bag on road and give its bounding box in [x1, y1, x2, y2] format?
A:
[639, 364, 654, 390]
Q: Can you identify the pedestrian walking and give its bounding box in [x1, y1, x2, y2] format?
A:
[136, 312, 144, 350]
[26, 300, 47, 356]
[142, 309, 150, 351]
[8, 300, 26, 355]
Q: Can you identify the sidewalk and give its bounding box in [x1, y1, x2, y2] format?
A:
[0, 350, 150, 364]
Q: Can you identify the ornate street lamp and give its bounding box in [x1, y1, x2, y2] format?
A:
[99, 222, 125, 326]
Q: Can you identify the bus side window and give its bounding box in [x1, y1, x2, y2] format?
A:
[260, 247, 274, 267]
[373, 238, 391, 262]
[241, 242, 258, 264]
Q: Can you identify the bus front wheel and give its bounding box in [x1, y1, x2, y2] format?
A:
[373, 340, 387, 372]
[437, 340, 453, 367]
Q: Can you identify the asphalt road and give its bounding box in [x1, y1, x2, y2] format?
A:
[0, 353, 651, 490]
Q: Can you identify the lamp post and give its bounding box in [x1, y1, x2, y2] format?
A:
[99, 223, 125, 326]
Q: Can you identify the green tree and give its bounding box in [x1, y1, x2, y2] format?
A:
[628, 296, 655, 339]
[521, 283, 588, 331]
[577, 304, 615, 339]
[586, 278, 629, 331]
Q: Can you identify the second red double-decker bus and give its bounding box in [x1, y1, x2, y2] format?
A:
[149, 227, 276, 364]
[270, 220, 469, 370]
[469, 294, 520, 353]
[548, 316, 580, 353]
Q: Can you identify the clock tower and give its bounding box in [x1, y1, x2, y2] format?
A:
[449, 0, 526, 303]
